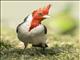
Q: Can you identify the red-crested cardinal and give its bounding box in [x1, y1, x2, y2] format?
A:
[16, 4, 51, 49]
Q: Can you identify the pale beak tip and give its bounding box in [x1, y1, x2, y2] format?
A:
[43, 15, 50, 18]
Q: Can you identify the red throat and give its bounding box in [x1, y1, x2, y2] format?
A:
[29, 19, 41, 31]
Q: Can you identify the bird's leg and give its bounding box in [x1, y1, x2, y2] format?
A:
[41, 44, 46, 54]
[24, 42, 28, 49]
[42, 43, 48, 51]
[41, 43, 48, 54]
[42, 47, 45, 51]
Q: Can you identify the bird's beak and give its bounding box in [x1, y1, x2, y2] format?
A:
[43, 15, 50, 18]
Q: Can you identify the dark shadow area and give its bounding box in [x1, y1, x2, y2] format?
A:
[0, 44, 76, 56]
[0, 42, 79, 60]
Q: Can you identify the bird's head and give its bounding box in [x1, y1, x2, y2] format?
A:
[32, 4, 51, 20]
[29, 4, 51, 31]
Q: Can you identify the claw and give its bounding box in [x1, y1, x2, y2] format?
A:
[24, 42, 28, 49]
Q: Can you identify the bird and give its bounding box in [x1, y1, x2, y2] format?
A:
[16, 4, 51, 50]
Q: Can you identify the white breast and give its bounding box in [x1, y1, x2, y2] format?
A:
[17, 14, 47, 45]
[18, 24, 46, 45]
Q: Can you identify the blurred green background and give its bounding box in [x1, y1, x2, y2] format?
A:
[1, 1, 80, 60]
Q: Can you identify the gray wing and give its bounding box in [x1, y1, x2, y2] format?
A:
[16, 16, 28, 33]
[43, 25, 47, 34]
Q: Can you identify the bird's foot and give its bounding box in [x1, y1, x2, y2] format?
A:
[41, 47, 47, 55]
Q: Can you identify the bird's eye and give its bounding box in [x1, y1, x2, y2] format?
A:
[38, 13, 43, 16]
